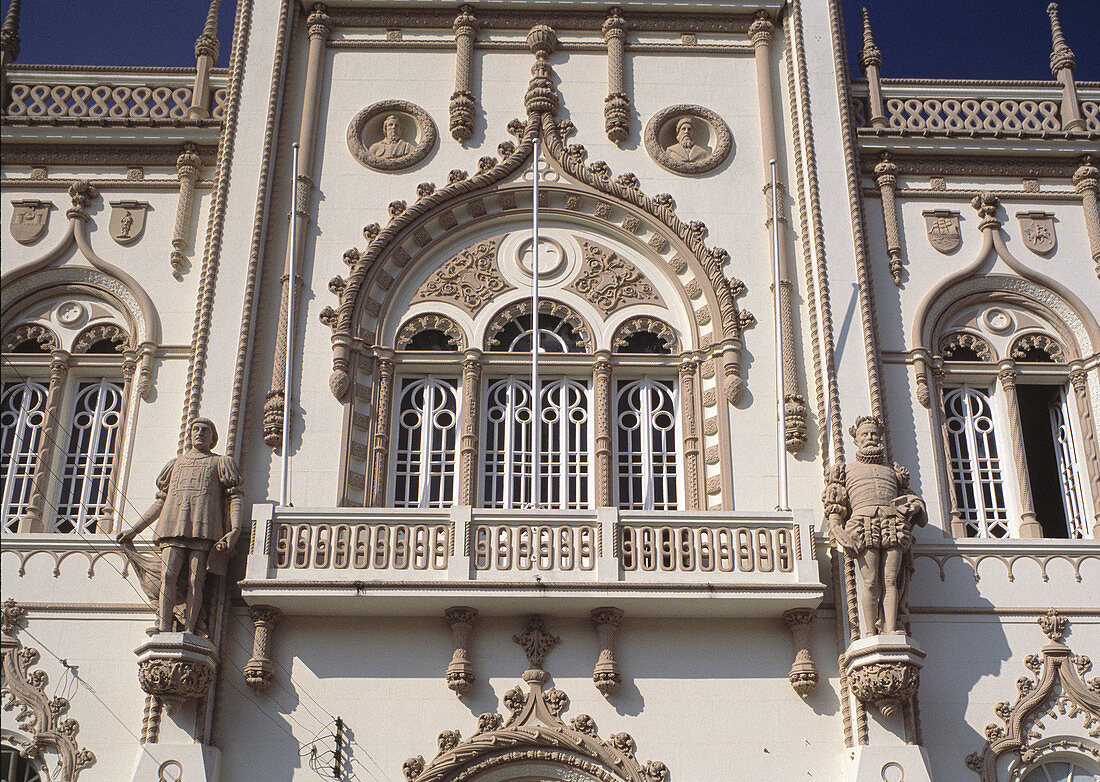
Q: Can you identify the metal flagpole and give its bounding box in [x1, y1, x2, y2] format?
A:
[770, 159, 790, 511]
[531, 136, 541, 509]
[280, 142, 300, 507]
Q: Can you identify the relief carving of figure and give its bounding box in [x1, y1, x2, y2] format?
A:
[118, 418, 242, 635]
[665, 118, 707, 163]
[119, 210, 134, 238]
[369, 114, 414, 159]
[825, 416, 926, 638]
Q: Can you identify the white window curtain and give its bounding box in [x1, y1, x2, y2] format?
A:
[55, 380, 123, 533]
[0, 380, 49, 532]
[393, 377, 458, 508]
[943, 385, 1010, 537]
[615, 378, 678, 510]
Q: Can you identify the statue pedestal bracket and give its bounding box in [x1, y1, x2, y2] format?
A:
[130, 742, 222, 782]
[843, 745, 933, 782]
[135, 632, 219, 714]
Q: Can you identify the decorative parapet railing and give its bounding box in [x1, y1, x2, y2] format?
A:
[2, 66, 228, 124]
[241, 505, 823, 616]
[851, 79, 1100, 136]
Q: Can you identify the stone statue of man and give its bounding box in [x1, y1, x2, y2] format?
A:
[665, 117, 707, 163]
[369, 114, 413, 159]
[118, 418, 242, 635]
[825, 416, 926, 637]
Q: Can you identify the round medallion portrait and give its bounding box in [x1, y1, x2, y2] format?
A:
[347, 99, 438, 171]
[644, 105, 733, 175]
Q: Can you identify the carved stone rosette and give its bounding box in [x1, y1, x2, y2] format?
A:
[243, 605, 283, 692]
[135, 632, 219, 715]
[444, 606, 478, 695]
[590, 608, 624, 696]
[844, 635, 925, 719]
[783, 608, 819, 698]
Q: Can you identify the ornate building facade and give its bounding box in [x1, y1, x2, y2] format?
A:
[1, 1, 1098, 781]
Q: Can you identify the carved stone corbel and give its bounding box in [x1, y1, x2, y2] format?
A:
[450, 5, 478, 142]
[1, 599, 97, 778]
[875, 153, 904, 285]
[1072, 156, 1100, 278]
[783, 608, 819, 698]
[602, 7, 630, 145]
[243, 605, 283, 692]
[444, 606, 478, 695]
[590, 608, 624, 695]
[170, 144, 202, 277]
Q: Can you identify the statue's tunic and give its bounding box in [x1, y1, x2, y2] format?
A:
[844, 461, 912, 553]
[368, 138, 413, 158]
[153, 453, 241, 550]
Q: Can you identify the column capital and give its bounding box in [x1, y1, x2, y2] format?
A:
[748, 11, 774, 49]
[308, 3, 332, 42]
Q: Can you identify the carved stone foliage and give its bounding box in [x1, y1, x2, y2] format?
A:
[72, 323, 130, 353]
[566, 241, 663, 317]
[848, 660, 920, 718]
[403, 671, 668, 782]
[644, 104, 733, 175]
[1, 323, 58, 353]
[347, 99, 438, 171]
[412, 237, 514, 315]
[134, 633, 218, 715]
[1, 599, 96, 780]
[1011, 332, 1065, 363]
[513, 616, 559, 671]
[486, 299, 594, 353]
[396, 313, 468, 351]
[939, 331, 994, 362]
[612, 316, 679, 354]
[966, 610, 1100, 782]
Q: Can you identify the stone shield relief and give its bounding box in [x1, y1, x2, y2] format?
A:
[347, 99, 438, 172]
[644, 105, 733, 175]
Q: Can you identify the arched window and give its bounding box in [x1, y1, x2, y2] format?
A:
[1019, 758, 1100, 782]
[943, 385, 1010, 538]
[616, 378, 677, 510]
[1, 743, 46, 782]
[1, 293, 138, 534]
[394, 378, 458, 508]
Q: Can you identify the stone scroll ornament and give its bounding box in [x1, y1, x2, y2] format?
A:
[824, 416, 926, 639]
[347, 99, 438, 171]
[644, 105, 732, 175]
[117, 417, 243, 637]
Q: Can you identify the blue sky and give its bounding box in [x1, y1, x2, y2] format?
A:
[3, 0, 1097, 80]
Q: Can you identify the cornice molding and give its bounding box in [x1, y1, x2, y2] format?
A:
[0, 142, 219, 167]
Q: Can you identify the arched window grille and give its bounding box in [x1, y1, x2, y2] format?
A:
[483, 377, 591, 509]
[1, 380, 49, 532]
[489, 311, 587, 354]
[393, 377, 459, 508]
[1, 744, 46, 782]
[616, 378, 677, 510]
[943, 385, 1010, 538]
[1020, 757, 1100, 782]
[54, 380, 124, 534]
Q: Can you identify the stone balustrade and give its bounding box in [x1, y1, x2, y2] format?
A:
[851, 79, 1099, 135]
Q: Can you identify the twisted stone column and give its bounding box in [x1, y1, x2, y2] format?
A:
[244, 605, 283, 692]
[783, 608, 819, 697]
[1047, 3, 1084, 132]
[368, 355, 395, 506]
[858, 9, 887, 128]
[458, 350, 482, 506]
[19, 350, 70, 533]
[265, 4, 332, 448]
[593, 351, 613, 507]
[189, 0, 220, 119]
[998, 363, 1041, 537]
[875, 154, 904, 285]
[590, 607, 624, 695]
[602, 7, 629, 145]
[1073, 157, 1100, 279]
[679, 358, 702, 510]
[450, 5, 478, 142]
[444, 607, 478, 695]
[930, 360, 966, 537]
[170, 144, 202, 277]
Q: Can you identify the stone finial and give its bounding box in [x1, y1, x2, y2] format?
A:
[66, 180, 100, 220]
[971, 191, 1001, 230]
[1047, 3, 1075, 74]
[513, 615, 559, 671]
[1074, 155, 1098, 191]
[194, 0, 220, 60]
[526, 23, 556, 58]
[1037, 608, 1068, 642]
[524, 24, 559, 116]
[858, 8, 882, 72]
[453, 4, 477, 35]
[0, 598, 24, 635]
[0, 0, 21, 61]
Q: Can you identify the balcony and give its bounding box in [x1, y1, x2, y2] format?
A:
[239, 505, 824, 618]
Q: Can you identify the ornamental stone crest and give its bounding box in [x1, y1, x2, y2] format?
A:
[109, 200, 149, 245]
[566, 241, 663, 317]
[413, 237, 515, 315]
[9, 199, 52, 244]
[1016, 211, 1057, 255]
[922, 209, 961, 253]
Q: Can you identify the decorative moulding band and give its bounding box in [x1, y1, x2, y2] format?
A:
[644, 104, 733, 175]
[346, 99, 438, 172]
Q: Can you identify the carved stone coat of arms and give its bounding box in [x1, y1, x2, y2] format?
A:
[10, 200, 53, 244]
[1016, 211, 1056, 255]
[921, 210, 961, 254]
[109, 200, 150, 245]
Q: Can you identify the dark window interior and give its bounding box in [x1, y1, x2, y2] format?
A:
[942, 346, 983, 361]
[404, 329, 457, 351]
[1017, 384, 1069, 538]
[616, 330, 673, 354]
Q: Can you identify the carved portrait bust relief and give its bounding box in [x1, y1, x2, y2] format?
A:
[644, 105, 733, 175]
[347, 99, 438, 171]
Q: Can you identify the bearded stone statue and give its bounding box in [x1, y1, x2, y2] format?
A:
[825, 416, 926, 638]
